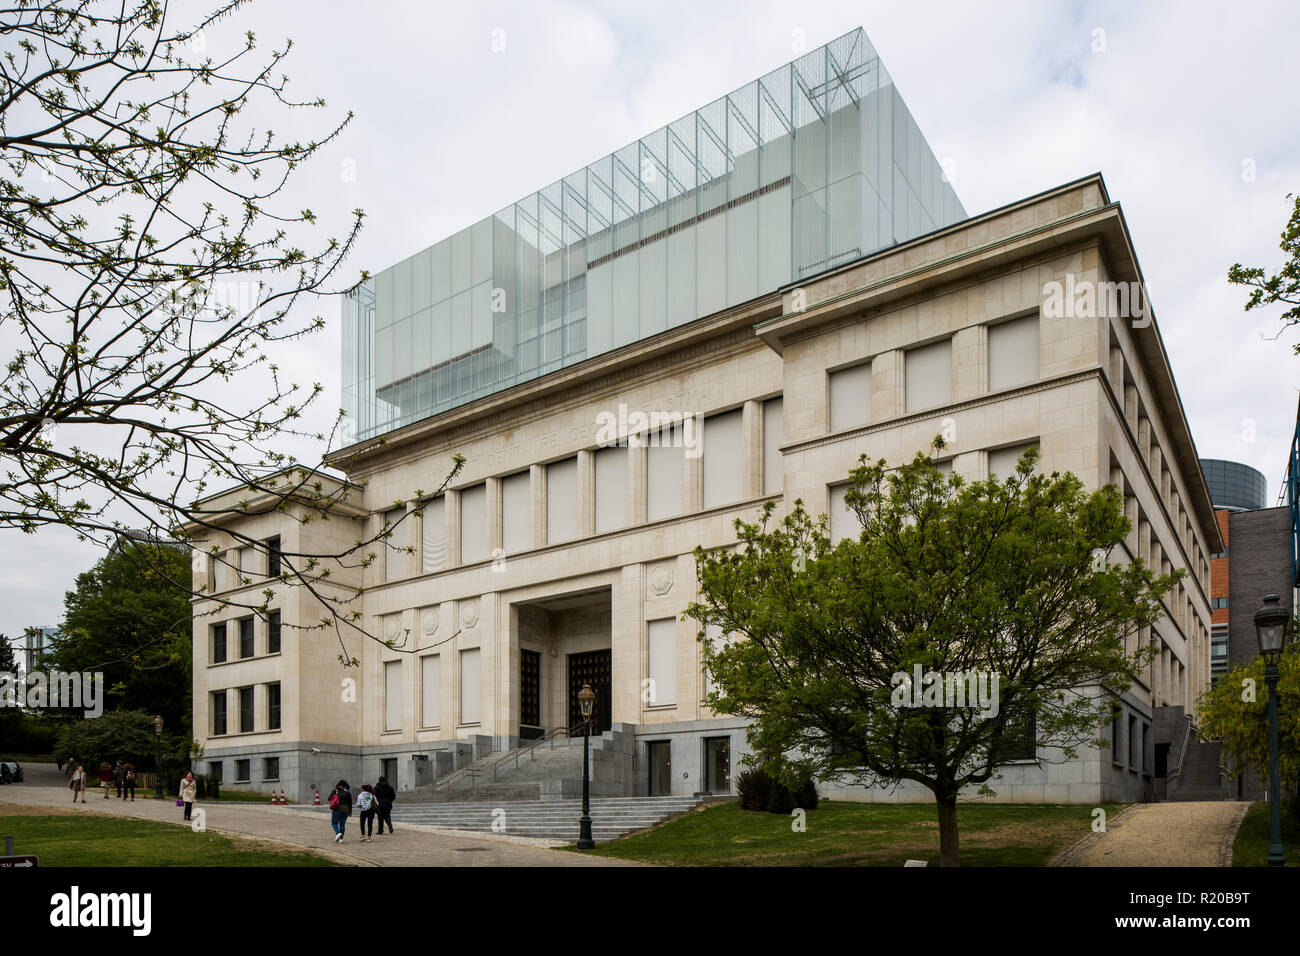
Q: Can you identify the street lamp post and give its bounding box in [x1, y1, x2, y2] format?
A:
[576, 682, 596, 849]
[1253, 594, 1289, 868]
[153, 715, 164, 800]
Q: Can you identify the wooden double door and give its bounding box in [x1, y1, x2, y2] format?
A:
[567, 649, 612, 734]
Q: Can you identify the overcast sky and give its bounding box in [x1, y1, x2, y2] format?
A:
[5, 0, 1299, 645]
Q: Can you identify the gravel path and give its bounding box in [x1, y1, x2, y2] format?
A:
[0, 763, 642, 867]
[1052, 801, 1251, 867]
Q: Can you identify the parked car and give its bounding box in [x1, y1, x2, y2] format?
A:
[0, 761, 22, 783]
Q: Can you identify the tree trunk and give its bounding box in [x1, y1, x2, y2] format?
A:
[936, 791, 960, 867]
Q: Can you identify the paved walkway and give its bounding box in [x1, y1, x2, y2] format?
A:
[1051, 801, 1251, 866]
[0, 763, 641, 867]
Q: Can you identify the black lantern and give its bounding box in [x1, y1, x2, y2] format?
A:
[1253, 593, 1290, 868]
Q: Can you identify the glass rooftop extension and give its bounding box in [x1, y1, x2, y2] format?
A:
[341, 27, 966, 442]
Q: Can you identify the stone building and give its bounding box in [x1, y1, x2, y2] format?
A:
[188, 28, 1219, 805]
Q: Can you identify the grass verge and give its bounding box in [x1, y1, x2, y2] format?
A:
[1231, 801, 1298, 866]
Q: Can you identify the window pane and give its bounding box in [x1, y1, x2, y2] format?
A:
[212, 624, 226, 664]
[421, 496, 447, 572]
[385, 507, 406, 582]
[501, 472, 531, 554]
[988, 314, 1039, 391]
[459, 485, 487, 564]
[647, 426, 684, 521]
[702, 410, 744, 509]
[385, 660, 402, 731]
[594, 446, 628, 534]
[268, 683, 281, 731]
[988, 442, 1038, 478]
[460, 648, 481, 724]
[547, 458, 579, 543]
[829, 483, 857, 544]
[239, 618, 254, 658]
[905, 339, 952, 411]
[421, 655, 440, 728]
[829, 363, 871, 430]
[647, 618, 677, 706]
[268, 611, 281, 654]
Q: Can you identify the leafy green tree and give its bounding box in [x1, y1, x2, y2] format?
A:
[1198, 627, 1299, 793]
[0, 633, 18, 741]
[1228, 193, 1300, 353]
[53, 709, 193, 772]
[688, 443, 1178, 866]
[45, 542, 192, 732]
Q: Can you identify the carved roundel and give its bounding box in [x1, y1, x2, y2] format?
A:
[461, 599, 480, 629]
[421, 606, 439, 636]
[648, 562, 674, 596]
[383, 615, 401, 640]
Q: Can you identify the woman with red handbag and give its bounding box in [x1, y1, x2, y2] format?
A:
[179, 771, 197, 821]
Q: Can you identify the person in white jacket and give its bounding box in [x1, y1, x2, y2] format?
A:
[179, 772, 197, 821]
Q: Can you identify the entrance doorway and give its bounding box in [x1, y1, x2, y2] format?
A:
[704, 736, 731, 794]
[520, 649, 542, 740]
[568, 649, 612, 734]
[648, 741, 672, 795]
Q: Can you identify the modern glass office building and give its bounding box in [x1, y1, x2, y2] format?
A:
[341, 28, 966, 441]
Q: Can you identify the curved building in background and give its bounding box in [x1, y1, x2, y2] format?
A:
[1198, 458, 1267, 513]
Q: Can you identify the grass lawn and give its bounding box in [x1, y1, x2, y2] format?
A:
[0, 805, 334, 866]
[1231, 801, 1298, 867]
[571, 799, 1128, 866]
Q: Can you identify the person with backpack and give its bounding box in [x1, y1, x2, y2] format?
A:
[113, 760, 125, 799]
[328, 780, 352, 843]
[355, 784, 377, 842]
[122, 763, 136, 801]
[373, 775, 396, 835]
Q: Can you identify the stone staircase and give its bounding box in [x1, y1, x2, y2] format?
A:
[407, 723, 639, 803]
[389, 795, 704, 842]
[1168, 738, 1227, 801]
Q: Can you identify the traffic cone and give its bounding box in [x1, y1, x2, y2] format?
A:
[313, 787, 320, 806]
[279, 789, 286, 805]
[270, 789, 276, 804]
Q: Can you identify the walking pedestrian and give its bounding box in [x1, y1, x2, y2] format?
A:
[122, 763, 136, 801]
[374, 775, 396, 835]
[113, 759, 125, 799]
[355, 784, 376, 842]
[328, 779, 352, 843]
[179, 771, 197, 821]
[98, 762, 113, 798]
[70, 765, 86, 802]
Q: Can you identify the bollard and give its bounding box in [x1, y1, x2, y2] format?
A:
[4, 834, 13, 856]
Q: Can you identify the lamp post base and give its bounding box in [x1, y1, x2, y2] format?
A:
[577, 815, 595, 850]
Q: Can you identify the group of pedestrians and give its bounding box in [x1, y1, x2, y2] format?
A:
[61, 757, 151, 805]
[328, 776, 396, 843]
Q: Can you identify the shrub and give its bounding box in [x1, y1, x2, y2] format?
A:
[737, 766, 819, 813]
[736, 768, 772, 811]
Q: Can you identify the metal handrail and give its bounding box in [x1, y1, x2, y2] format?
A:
[433, 725, 582, 791]
[1169, 714, 1195, 781]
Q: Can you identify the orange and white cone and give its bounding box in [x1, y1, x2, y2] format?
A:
[313, 787, 320, 806]
[279, 789, 286, 806]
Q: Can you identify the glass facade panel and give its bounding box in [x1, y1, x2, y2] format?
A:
[341, 29, 965, 441]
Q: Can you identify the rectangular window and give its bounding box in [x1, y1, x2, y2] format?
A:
[384, 507, 406, 582]
[234, 759, 250, 783]
[547, 458, 579, 543]
[1111, 708, 1124, 764]
[208, 761, 223, 784]
[213, 553, 228, 592]
[828, 482, 856, 544]
[420, 496, 447, 572]
[239, 686, 254, 733]
[1142, 723, 1150, 773]
[702, 409, 744, 509]
[211, 624, 227, 664]
[647, 618, 677, 707]
[763, 398, 784, 496]
[265, 536, 281, 578]
[999, 709, 1036, 761]
[238, 546, 256, 581]
[460, 648, 481, 724]
[905, 339, 952, 412]
[829, 363, 871, 431]
[459, 484, 487, 563]
[263, 757, 279, 782]
[239, 618, 254, 659]
[211, 692, 227, 736]
[384, 660, 402, 731]
[988, 442, 1038, 479]
[421, 654, 441, 728]
[594, 446, 628, 534]
[1210, 597, 1229, 610]
[501, 471, 532, 554]
[988, 314, 1040, 391]
[268, 611, 281, 655]
[1128, 716, 1140, 770]
[267, 682, 281, 731]
[646, 425, 684, 521]
[704, 736, 732, 794]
